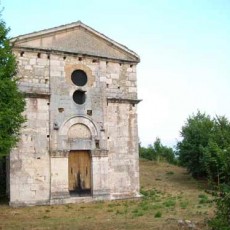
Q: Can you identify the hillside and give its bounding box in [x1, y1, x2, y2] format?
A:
[0, 159, 214, 229]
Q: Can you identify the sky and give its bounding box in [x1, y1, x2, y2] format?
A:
[1, 0, 230, 148]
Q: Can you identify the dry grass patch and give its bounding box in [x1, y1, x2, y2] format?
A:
[0, 159, 214, 229]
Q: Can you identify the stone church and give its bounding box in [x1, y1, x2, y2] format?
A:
[8, 21, 141, 206]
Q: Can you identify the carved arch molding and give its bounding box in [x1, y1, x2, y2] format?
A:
[60, 116, 99, 140]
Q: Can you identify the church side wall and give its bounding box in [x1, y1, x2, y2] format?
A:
[105, 62, 140, 198]
[106, 102, 140, 198]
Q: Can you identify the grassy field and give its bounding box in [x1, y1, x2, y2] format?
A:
[0, 159, 214, 230]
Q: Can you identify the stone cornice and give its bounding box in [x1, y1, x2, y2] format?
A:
[107, 97, 142, 104]
[13, 46, 138, 64]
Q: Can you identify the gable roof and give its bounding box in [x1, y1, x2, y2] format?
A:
[11, 21, 140, 63]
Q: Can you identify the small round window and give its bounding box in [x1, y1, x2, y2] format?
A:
[71, 70, 87, 86]
[73, 90, 86, 105]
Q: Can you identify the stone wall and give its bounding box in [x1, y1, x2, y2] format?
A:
[9, 47, 140, 206]
[106, 102, 139, 198]
[10, 97, 50, 206]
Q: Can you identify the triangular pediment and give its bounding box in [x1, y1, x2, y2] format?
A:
[11, 21, 139, 62]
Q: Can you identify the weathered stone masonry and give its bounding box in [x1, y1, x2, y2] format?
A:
[8, 21, 141, 206]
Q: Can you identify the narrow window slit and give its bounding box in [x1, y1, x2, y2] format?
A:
[95, 140, 100, 149]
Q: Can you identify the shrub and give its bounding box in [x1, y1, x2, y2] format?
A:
[154, 211, 162, 218]
[209, 191, 230, 230]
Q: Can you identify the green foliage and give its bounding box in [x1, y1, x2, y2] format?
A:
[179, 200, 189, 209]
[177, 111, 230, 182]
[177, 111, 230, 229]
[139, 138, 177, 164]
[203, 116, 230, 185]
[163, 198, 176, 208]
[166, 171, 174, 175]
[0, 16, 25, 158]
[209, 192, 230, 230]
[154, 211, 162, 218]
[198, 194, 209, 204]
[177, 111, 214, 177]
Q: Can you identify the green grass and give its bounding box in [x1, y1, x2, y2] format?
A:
[180, 200, 189, 209]
[166, 171, 174, 175]
[163, 198, 176, 208]
[0, 160, 214, 230]
[154, 211, 162, 218]
[198, 194, 209, 204]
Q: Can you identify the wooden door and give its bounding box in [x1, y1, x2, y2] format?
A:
[68, 151, 91, 192]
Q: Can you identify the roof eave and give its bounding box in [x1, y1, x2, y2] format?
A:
[12, 46, 140, 63]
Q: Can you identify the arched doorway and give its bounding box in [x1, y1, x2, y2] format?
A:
[67, 123, 93, 196]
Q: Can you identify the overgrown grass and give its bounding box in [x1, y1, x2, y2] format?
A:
[0, 160, 215, 230]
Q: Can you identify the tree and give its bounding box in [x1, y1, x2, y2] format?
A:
[0, 16, 25, 158]
[177, 111, 230, 182]
[139, 138, 177, 164]
[177, 112, 230, 229]
[203, 116, 230, 185]
[177, 111, 214, 178]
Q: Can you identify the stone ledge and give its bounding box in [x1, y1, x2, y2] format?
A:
[107, 97, 142, 104]
[92, 189, 110, 197]
[24, 92, 50, 99]
[51, 191, 70, 199]
[50, 150, 69, 157]
[18, 82, 50, 98]
[110, 192, 142, 200]
[50, 196, 94, 205]
[10, 199, 50, 207]
[50, 149, 108, 157]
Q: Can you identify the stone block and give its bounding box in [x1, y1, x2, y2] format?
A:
[128, 87, 137, 93]
[110, 73, 119, 79]
[25, 65, 32, 70]
[100, 76, 106, 82]
[36, 58, 48, 66]
[50, 70, 62, 77]
[29, 59, 37, 65]
[128, 73, 137, 81]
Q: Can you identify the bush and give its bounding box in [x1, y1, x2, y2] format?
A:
[209, 191, 230, 230]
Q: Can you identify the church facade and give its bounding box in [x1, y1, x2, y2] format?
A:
[8, 21, 141, 206]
